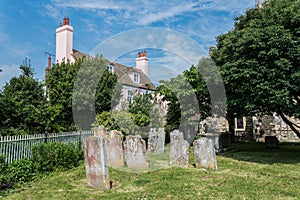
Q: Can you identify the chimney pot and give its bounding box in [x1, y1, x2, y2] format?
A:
[63, 17, 69, 25]
[47, 56, 51, 68]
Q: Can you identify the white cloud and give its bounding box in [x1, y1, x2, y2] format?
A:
[52, 0, 131, 11]
[44, 4, 62, 20]
[0, 64, 21, 89]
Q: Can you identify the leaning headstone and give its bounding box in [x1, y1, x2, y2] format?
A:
[108, 130, 124, 167]
[169, 130, 189, 168]
[148, 128, 165, 154]
[124, 135, 148, 168]
[83, 136, 110, 190]
[193, 137, 217, 170]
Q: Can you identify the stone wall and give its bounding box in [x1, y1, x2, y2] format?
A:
[234, 115, 300, 142]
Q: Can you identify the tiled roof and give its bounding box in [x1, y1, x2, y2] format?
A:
[71, 49, 156, 91]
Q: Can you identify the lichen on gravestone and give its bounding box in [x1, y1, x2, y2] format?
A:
[193, 137, 217, 170]
[124, 135, 148, 168]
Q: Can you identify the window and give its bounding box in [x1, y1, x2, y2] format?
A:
[127, 90, 133, 102]
[107, 65, 114, 73]
[235, 117, 246, 130]
[133, 73, 140, 83]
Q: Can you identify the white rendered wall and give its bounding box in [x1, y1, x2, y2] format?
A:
[136, 57, 148, 77]
[56, 25, 75, 64]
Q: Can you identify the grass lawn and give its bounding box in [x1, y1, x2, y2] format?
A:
[1, 141, 300, 200]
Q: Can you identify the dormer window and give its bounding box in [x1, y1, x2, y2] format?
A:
[134, 72, 140, 83]
[107, 65, 114, 73]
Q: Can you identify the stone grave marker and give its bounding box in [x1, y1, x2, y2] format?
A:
[265, 135, 279, 149]
[83, 136, 111, 190]
[108, 130, 124, 167]
[148, 128, 165, 154]
[193, 137, 217, 170]
[169, 130, 189, 168]
[124, 135, 149, 168]
[93, 126, 124, 167]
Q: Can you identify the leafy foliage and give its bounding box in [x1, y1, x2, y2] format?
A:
[211, 0, 300, 137]
[0, 63, 46, 135]
[0, 158, 36, 190]
[95, 92, 163, 137]
[157, 57, 223, 130]
[31, 142, 82, 173]
[46, 56, 121, 131]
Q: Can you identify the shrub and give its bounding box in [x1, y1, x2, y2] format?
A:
[32, 142, 81, 172]
[5, 159, 36, 183]
[0, 158, 36, 189]
[0, 154, 6, 172]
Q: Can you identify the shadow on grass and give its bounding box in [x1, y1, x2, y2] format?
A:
[219, 141, 300, 164]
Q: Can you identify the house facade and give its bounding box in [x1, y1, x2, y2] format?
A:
[48, 18, 156, 107]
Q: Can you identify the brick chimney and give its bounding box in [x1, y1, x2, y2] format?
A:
[136, 50, 148, 77]
[56, 17, 75, 64]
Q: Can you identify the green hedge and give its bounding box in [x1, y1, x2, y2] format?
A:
[0, 142, 83, 190]
[32, 142, 82, 173]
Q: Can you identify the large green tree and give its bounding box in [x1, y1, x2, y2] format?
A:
[47, 56, 121, 131]
[0, 63, 46, 135]
[157, 57, 223, 130]
[211, 0, 300, 137]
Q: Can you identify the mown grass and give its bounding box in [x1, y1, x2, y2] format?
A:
[1, 141, 300, 200]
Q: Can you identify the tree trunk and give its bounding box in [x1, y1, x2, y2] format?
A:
[276, 109, 300, 139]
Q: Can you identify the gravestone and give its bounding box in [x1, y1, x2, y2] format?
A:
[169, 130, 189, 168]
[148, 128, 165, 154]
[108, 130, 124, 167]
[265, 136, 279, 148]
[200, 117, 231, 153]
[94, 125, 109, 153]
[83, 136, 110, 190]
[94, 126, 124, 167]
[193, 137, 217, 170]
[124, 135, 149, 168]
[94, 125, 108, 137]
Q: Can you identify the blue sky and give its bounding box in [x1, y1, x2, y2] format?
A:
[0, 0, 255, 88]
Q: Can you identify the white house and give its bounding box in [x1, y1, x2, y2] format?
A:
[48, 18, 156, 106]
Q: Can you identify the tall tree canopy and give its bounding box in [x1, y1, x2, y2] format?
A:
[0, 63, 46, 135]
[47, 56, 121, 131]
[211, 0, 300, 137]
[157, 57, 223, 130]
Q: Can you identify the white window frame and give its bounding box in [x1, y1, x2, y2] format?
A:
[235, 117, 246, 131]
[127, 90, 133, 102]
[107, 65, 114, 73]
[133, 72, 140, 83]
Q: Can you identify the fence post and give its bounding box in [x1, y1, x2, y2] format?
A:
[79, 130, 82, 149]
[45, 132, 48, 143]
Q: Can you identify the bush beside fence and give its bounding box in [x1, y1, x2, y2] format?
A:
[0, 130, 93, 164]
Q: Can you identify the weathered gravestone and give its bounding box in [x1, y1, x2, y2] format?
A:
[94, 125, 108, 137]
[265, 135, 279, 149]
[124, 135, 149, 168]
[193, 137, 217, 170]
[108, 130, 124, 167]
[83, 136, 110, 190]
[200, 117, 231, 153]
[169, 130, 189, 168]
[94, 126, 124, 167]
[148, 128, 165, 154]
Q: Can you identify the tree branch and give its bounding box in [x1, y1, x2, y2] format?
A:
[276, 109, 300, 139]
